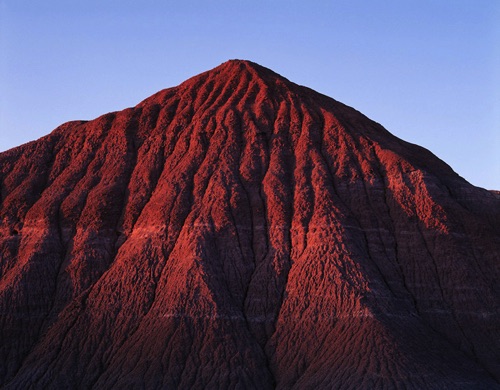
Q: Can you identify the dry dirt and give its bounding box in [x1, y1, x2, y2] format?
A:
[0, 60, 499, 389]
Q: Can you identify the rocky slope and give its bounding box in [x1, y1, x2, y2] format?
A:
[0, 60, 499, 389]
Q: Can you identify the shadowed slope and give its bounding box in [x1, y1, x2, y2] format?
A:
[1, 60, 499, 389]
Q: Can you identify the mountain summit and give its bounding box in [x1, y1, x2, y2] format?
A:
[1, 60, 499, 389]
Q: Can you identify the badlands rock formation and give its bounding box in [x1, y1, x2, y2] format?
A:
[0, 60, 499, 389]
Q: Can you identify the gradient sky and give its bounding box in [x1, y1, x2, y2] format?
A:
[1, 1, 499, 189]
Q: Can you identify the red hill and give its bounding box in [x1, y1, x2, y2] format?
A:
[1, 60, 499, 389]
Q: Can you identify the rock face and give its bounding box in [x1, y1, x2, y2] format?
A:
[1, 60, 499, 389]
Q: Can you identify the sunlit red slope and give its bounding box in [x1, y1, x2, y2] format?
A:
[1, 60, 499, 389]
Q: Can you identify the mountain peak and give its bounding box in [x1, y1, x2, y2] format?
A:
[137, 58, 296, 113]
[218, 58, 261, 68]
[191, 58, 288, 88]
[210, 59, 279, 77]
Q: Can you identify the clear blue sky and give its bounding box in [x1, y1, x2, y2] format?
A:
[1, 1, 499, 189]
